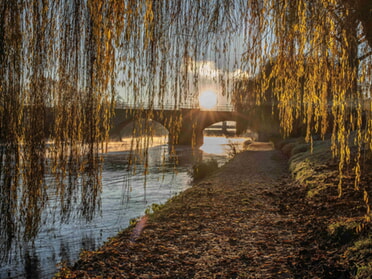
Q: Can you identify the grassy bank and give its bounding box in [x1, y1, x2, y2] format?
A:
[278, 137, 372, 278]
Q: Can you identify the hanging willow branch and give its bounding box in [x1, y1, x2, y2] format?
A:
[0, 0, 371, 261]
[233, 0, 372, 221]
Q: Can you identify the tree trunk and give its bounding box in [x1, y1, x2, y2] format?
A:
[344, 0, 372, 49]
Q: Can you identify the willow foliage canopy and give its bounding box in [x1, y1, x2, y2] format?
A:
[0, 0, 371, 259]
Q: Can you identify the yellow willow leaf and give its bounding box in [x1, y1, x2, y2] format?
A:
[364, 190, 369, 204]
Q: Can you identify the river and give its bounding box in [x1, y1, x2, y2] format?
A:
[0, 136, 249, 279]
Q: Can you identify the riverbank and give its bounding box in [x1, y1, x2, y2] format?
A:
[278, 138, 371, 278]
[55, 141, 371, 278]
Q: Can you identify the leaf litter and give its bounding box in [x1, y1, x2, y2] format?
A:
[55, 142, 370, 278]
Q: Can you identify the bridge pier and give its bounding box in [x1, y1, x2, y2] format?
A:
[167, 109, 204, 147]
[169, 125, 204, 147]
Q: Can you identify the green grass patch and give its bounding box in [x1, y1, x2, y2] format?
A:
[287, 140, 337, 198]
[290, 143, 309, 156]
[345, 235, 372, 278]
[281, 137, 372, 278]
[328, 220, 359, 245]
[145, 203, 166, 215]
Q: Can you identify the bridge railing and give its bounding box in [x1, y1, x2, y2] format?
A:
[115, 103, 235, 112]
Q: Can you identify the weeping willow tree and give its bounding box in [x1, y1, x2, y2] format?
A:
[233, 0, 372, 223]
[0, 0, 117, 259]
[0, 0, 371, 260]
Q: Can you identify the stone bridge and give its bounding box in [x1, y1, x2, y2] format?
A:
[110, 108, 242, 146]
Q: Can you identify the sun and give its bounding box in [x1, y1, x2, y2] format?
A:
[199, 90, 218, 109]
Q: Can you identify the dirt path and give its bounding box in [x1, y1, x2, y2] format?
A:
[56, 143, 310, 278]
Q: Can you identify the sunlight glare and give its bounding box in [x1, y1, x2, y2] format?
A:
[199, 90, 218, 109]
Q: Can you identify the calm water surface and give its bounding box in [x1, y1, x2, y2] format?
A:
[0, 136, 248, 279]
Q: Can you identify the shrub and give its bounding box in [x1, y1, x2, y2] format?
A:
[189, 159, 219, 181]
[328, 221, 359, 245]
[243, 139, 253, 150]
[276, 138, 297, 149]
[281, 142, 296, 157]
[290, 143, 309, 157]
[227, 142, 242, 158]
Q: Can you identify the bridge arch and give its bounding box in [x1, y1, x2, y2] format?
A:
[110, 108, 241, 146]
[183, 110, 240, 146]
[203, 121, 237, 137]
[110, 117, 169, 141]
[197, 111, 239, 130]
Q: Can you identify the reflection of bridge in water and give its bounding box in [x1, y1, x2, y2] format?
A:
[110, 105, 242, 146]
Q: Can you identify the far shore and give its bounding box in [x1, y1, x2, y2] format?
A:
[101, 136, 168, 153]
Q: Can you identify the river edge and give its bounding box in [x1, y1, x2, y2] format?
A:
[55, 141, 371, 278]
